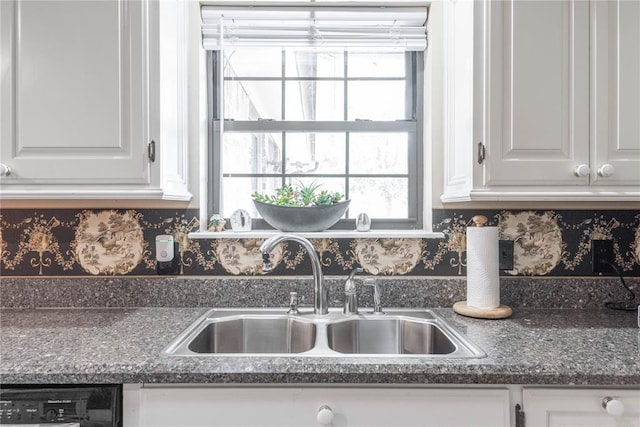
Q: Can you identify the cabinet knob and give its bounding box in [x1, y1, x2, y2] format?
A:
[0, 163, 11, 177]
[317, 404, 334, 426]
[573, 164, 590, 177]
[598, 164, 615, 177]
[602, 397, 625, 416]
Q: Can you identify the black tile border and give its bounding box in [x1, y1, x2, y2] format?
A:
[1, 208, 638, 277]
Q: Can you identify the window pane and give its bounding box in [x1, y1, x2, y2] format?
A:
[285, 81, 344, 120]
[349, 178, 408, 218]
[225, 49, 282, 78]
[285, 51, 344, 78]
[222, 177, 282, 217]
[213, 50, 421, 226]
[348, 52, 406, 78]
[286, 133, 345, 174]
[348, 81, 407, 120]
[224, 81, 282, 120]
[349, 133, 408, 174]
[222, 133, 282, 174]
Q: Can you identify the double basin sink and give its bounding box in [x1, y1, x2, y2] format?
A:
[163, 308, 485, 358]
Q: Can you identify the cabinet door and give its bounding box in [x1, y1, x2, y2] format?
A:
[0, 0, 155, 189]
[482, 0, 590, 187]
[523, 388, 640, 427]
[133, 387, 510, 427]
[591, 0, 640, 187]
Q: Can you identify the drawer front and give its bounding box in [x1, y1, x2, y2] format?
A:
[135, 386, 510, 427]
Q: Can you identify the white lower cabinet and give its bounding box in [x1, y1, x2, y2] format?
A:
[522, 388, 640, 427]
[124, 386, 511, 427]
[124, 385, 640, 427]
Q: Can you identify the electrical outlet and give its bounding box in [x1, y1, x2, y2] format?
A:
[591, 239, 615, 274]
[499, 240, 514, 270]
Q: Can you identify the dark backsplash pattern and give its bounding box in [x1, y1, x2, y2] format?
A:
[0, 208, 638, 277]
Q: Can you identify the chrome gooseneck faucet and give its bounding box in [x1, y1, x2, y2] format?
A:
[260, 234, 328, 315]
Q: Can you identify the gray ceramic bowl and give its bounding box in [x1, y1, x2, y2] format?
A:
[253, 200, 350, 232]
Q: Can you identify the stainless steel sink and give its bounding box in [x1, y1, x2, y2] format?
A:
[165, 313, 316, 355]
[163, 308, 485, 358]
[188, 316, 316, 354]
[327, 317, 456, 355]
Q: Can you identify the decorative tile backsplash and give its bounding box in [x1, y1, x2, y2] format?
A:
[0, 208, 638, 277]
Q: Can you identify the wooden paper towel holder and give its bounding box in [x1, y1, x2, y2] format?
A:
[453, 301, 512, 319]
[453, 215, 513, 320]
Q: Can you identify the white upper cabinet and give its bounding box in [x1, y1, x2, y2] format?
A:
[0, 0, 191, 200]
[483, 0, 590, 187]
[591, 0, 640, 188]
[442, 0, 640, 202]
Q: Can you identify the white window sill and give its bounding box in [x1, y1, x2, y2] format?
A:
[188, 230, 444, 240]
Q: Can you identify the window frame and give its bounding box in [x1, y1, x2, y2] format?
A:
[207, 50, 424, 230]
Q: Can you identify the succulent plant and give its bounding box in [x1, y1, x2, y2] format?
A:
[252, 181, 344, 207]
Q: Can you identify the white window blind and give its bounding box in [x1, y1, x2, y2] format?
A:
[201, 2, 428, 51]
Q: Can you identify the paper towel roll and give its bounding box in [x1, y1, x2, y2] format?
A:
[466, 226, 500, 309]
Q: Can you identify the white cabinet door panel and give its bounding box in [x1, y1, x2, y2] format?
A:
[442, 0, 640, 201]
[591, 0, 640, 186]
[0, 0, 150, 185]
[524, 388, 640, 427]
[135, 387, 511, 427]
[483, 0, 590, 187]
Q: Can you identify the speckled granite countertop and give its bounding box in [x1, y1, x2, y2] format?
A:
[1, 307, 638, 385]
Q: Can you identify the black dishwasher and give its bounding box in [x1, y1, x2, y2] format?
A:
[0, 385, 121, 427]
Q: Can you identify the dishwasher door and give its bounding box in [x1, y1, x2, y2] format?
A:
[0, 385, 121, 427]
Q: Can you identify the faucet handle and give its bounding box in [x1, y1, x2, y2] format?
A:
[343, 268, 364, 315]
[345, 267, 364, 293]
[287, 291, 300, 315]
[363, 278, 384, 314]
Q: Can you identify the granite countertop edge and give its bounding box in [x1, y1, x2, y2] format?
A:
[2, 372, 639, 386]
[1, 307, 639, 386]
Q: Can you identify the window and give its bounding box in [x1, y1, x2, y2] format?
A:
[203, 3, 428, 230]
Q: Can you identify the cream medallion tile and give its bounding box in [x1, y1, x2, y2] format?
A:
[354, 238, 421, 275]
[213, 239, 284, 275]
[73, 210, 146, 275]
[499, 211, 564, 276]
